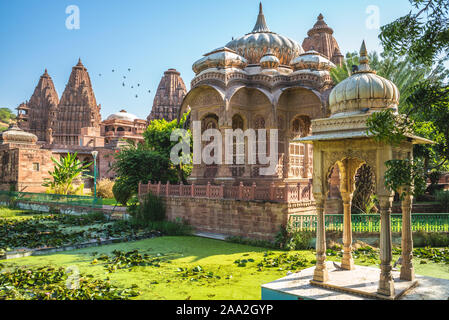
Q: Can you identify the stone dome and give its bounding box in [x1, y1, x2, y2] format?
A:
[329, 41, 399, 116]
[225, 4, 303, 65]
[107, 110, 138, 122]
[192, 47, 248, 75]
[0, 124, 38, 144]
[290, 50, 336, 71]
[260, 49, 280, 69]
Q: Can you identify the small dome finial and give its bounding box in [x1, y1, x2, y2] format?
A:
[252, 2, 270, 33]
[318, 13, 324, 20]
[358, 40, 371, 72]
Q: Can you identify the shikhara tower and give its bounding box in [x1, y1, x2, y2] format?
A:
[52, 59, 102, 145]
[148, 69, 187, 123]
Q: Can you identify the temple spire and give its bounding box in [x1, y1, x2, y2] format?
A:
[358, 40, 372, 72]
[252, 2, 270, 33]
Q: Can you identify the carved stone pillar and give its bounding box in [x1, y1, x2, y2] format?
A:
[303, 144, 310, 178]
[377, 195, 395, 297]
[313, 193, 329, 282]
[400, 188, 415, 281]
[341, 191, 354, 270]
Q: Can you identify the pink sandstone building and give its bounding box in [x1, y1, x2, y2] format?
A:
[140, 5, 345, 239]
[4, 59, 186, 192]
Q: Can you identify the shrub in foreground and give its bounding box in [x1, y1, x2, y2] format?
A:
[96, 179, 115, 199]
[131, 193, 166, 226]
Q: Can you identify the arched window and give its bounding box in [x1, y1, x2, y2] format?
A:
[289, 116, 312, 178]
[232, 114, 244, 130]
[201, 114, 219, 132]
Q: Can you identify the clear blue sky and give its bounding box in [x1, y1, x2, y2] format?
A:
[0, 0, 412, 120]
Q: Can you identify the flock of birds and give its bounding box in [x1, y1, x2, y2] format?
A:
[97, 67, 151, 99]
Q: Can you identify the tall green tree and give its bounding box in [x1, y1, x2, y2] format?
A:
[112, 112, 192, 193]
[0, 108, 15, 124]
[380, 0, 449, 66]
[378, 0, 449, 174]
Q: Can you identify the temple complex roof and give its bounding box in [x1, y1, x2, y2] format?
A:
[225, 3, 303, 65]
[53, 59, 102, 145]
[302, 14, 344, 66]
[106, 110, 139, 122]
[0, 124, 38, 145]
[16, 69, 59, 142]
[329, 41, 399, 116]
[148, 69, 187, 122]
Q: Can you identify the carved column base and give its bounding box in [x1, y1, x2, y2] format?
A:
[341, 253, 354, 270]
[313, 258, 329, 283]
[377, 264, 395, 297]
[400, 264, 415, 282]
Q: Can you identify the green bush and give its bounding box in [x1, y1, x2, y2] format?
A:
[131, 193, 166, 227]
[413, 231, 449, 247]
[97, 179, 114, 199]
[285, 231, 314, 250]
[146, 220, 192, 236]
[435, 190, 449, 212]
[113, 178, 133, 206]
[275, 226, 314, 250]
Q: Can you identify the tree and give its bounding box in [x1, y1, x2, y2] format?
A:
[0, 108, 15, 123]
[379, 1, 449, 176]
[43, 152, 92, 195]
[405, 80, 449, 171]
[380, 0, 449, 66]
[111, 143, 177, 193]
[112, 112, 192, 194]
[144, 112, 192, 183]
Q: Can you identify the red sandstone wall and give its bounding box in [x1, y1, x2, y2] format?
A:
[163, 197, 315, 240]
[17, 148, 53, 193]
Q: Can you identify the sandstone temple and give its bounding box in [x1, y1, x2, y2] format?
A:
[140, 4, 347, 239]
[2, 60, 187, 192]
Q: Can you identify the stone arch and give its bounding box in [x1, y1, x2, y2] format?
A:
[178, 85, 225, 120]
[228, 87, 274, 128]
[324, 156, 370, 200]
[200, 113, 219, 132]
[290, 115, 312, 139]
[276, 87, 323, 119]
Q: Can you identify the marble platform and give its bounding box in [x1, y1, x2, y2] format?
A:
[262, 261, 449, 300]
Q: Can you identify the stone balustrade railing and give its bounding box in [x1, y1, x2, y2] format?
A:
[138, 181, 314, 203]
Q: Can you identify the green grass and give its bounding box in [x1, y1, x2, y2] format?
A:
[0, 207, 45, 220]
[100, 198, 122, 206]
[2, 236, 449, 300]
